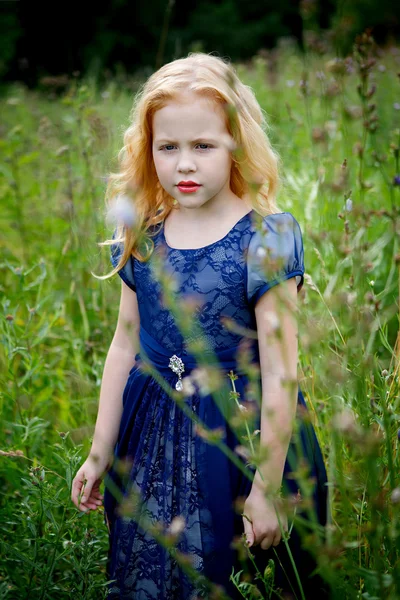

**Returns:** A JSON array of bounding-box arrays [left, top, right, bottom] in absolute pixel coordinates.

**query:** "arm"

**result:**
[[90, 278, 140, 465], [242, 277, 300, 549], [71, 278, 140, 512], [252, 276, 300, 496]]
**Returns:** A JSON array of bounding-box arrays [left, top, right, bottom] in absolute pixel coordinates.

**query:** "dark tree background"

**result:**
[[0, 0, 398, 88]]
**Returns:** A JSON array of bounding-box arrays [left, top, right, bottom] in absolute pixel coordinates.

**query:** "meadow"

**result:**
[[1, 30, 400, 599]]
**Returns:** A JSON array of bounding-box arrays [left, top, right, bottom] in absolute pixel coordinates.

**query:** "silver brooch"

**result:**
[[169, 355, 185, 391]]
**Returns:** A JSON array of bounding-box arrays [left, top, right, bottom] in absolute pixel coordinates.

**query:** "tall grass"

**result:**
[[1, 30, 400, 598]]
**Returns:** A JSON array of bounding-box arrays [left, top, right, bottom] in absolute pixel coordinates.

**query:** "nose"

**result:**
[[177, 149, 196, 173]]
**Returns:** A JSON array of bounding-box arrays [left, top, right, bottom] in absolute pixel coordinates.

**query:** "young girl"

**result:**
[[71, 52, 329, 599]]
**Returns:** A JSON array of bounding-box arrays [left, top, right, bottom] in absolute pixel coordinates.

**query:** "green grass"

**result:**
[[1, 31, 400, 599]]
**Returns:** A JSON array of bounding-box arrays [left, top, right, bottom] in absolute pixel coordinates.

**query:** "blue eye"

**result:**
[[159, 143, 213, 152]]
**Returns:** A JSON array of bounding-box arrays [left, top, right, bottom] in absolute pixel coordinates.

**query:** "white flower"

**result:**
[[167, 515, 186, 536], [181, 376, 196, 397], [332, 407, 357, 433], [220, 133, 237, 152], [238, 403, 248, 412], [391, 488, 400, 504], [345, 198, 353, 212], [191, 368, 211, 396], [106, 194, 137, 227], [234, 445, 251, 460], [255, 246, 267, 259], [264, 311, 280, 332]]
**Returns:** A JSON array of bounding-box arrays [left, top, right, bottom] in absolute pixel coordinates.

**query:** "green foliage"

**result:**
[[1, 31, 400, 598]]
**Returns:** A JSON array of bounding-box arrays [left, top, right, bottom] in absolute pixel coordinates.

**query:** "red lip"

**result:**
[[177, 181, 200, 186]]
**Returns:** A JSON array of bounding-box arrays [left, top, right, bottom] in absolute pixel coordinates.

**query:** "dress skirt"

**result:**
[[103, 325, 330, 600]]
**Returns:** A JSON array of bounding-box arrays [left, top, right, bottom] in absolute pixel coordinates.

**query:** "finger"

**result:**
[[79, 501, 98, 512], [85, 502, 101, 510], [242, 513, 254, 547], [92, 491, 104, 500], [71, 476, 83, 505], [72, 484, 84, 508], [272, 531, 282, 547], [80, 479, 94, 505], [260, 535, 273, 551]]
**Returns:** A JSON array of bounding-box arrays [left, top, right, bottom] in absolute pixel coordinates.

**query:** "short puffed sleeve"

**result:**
[[110, 229, 136, 292], [247, 212, 305, 306]]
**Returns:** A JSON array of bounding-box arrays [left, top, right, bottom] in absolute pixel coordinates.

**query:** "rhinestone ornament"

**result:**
[[169, 355, 185, 391]]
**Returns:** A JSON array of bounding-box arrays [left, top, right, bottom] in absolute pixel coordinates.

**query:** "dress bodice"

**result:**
[[110, 210, 305, 354]]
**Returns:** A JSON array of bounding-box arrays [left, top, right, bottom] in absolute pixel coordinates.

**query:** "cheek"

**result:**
[[210, 152, 231, 178], [153, 154, 171, 180]]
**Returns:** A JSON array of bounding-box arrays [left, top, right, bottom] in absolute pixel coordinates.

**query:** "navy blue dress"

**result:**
[[103, 210, 329, 600]]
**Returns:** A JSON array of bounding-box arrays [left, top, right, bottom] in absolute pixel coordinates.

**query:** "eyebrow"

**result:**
[[154, 137, 217, 144]]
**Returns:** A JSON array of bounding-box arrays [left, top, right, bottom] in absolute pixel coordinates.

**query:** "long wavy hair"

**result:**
[[100, 52, 283, 281]]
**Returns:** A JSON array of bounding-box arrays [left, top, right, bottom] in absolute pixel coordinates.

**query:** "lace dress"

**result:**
[[103, 210, 329, 600]]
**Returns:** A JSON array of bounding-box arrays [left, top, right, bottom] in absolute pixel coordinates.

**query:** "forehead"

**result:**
[[152, 93, 227, 139]]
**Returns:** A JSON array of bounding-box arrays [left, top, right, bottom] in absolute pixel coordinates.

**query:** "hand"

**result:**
[[242, 486, 288, 551], [71, 452, 110, 513]]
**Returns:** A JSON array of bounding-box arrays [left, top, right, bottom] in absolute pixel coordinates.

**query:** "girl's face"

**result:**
[[152, 92, 235, 212]]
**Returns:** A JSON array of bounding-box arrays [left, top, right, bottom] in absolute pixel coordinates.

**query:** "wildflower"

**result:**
[[391, 488, 400, 505], [167, 515, 186, 537], [106, 194, 137, 227], [114, 456, 134, 476], [55, 145, 69, 157], [220, 133, 237, 152], [116, 487, 142, 518], [325, 58, 346, 75], [393, 175, 400, 187], [255, 245, 267, 259], [0, 449, 24, 457], [234, 445, 251, 461], [332, 407, 358, 434], [345, 198, 353, 212], [182, 376, 196, 397], [394, 103, 400, 111], [191, 366, 223, 396], [346, 291, 357, 305], [397, 429, 400, 441], [264, 310, 280, 332], [194, 424, 224, 443], [312, 127, 328, 143]]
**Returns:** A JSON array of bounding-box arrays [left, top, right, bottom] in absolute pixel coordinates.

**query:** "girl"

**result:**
[[71, 52, 329, 599]]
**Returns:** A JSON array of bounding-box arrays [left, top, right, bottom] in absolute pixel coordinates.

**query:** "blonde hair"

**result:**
[[101, 52, 282, 279]]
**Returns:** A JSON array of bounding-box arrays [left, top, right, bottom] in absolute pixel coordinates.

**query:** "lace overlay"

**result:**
[[110, 211, 305, 353], [103, 210, 325, 600], [106, 378, 214, 599]]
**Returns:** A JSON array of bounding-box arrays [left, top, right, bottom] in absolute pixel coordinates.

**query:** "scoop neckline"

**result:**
[[161, 209, 254, 252]]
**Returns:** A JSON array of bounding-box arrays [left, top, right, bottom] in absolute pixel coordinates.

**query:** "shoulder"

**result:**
[[248, 211, 303, 255], [245, 211, 305, 304], [255, 211, 301, 233]]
